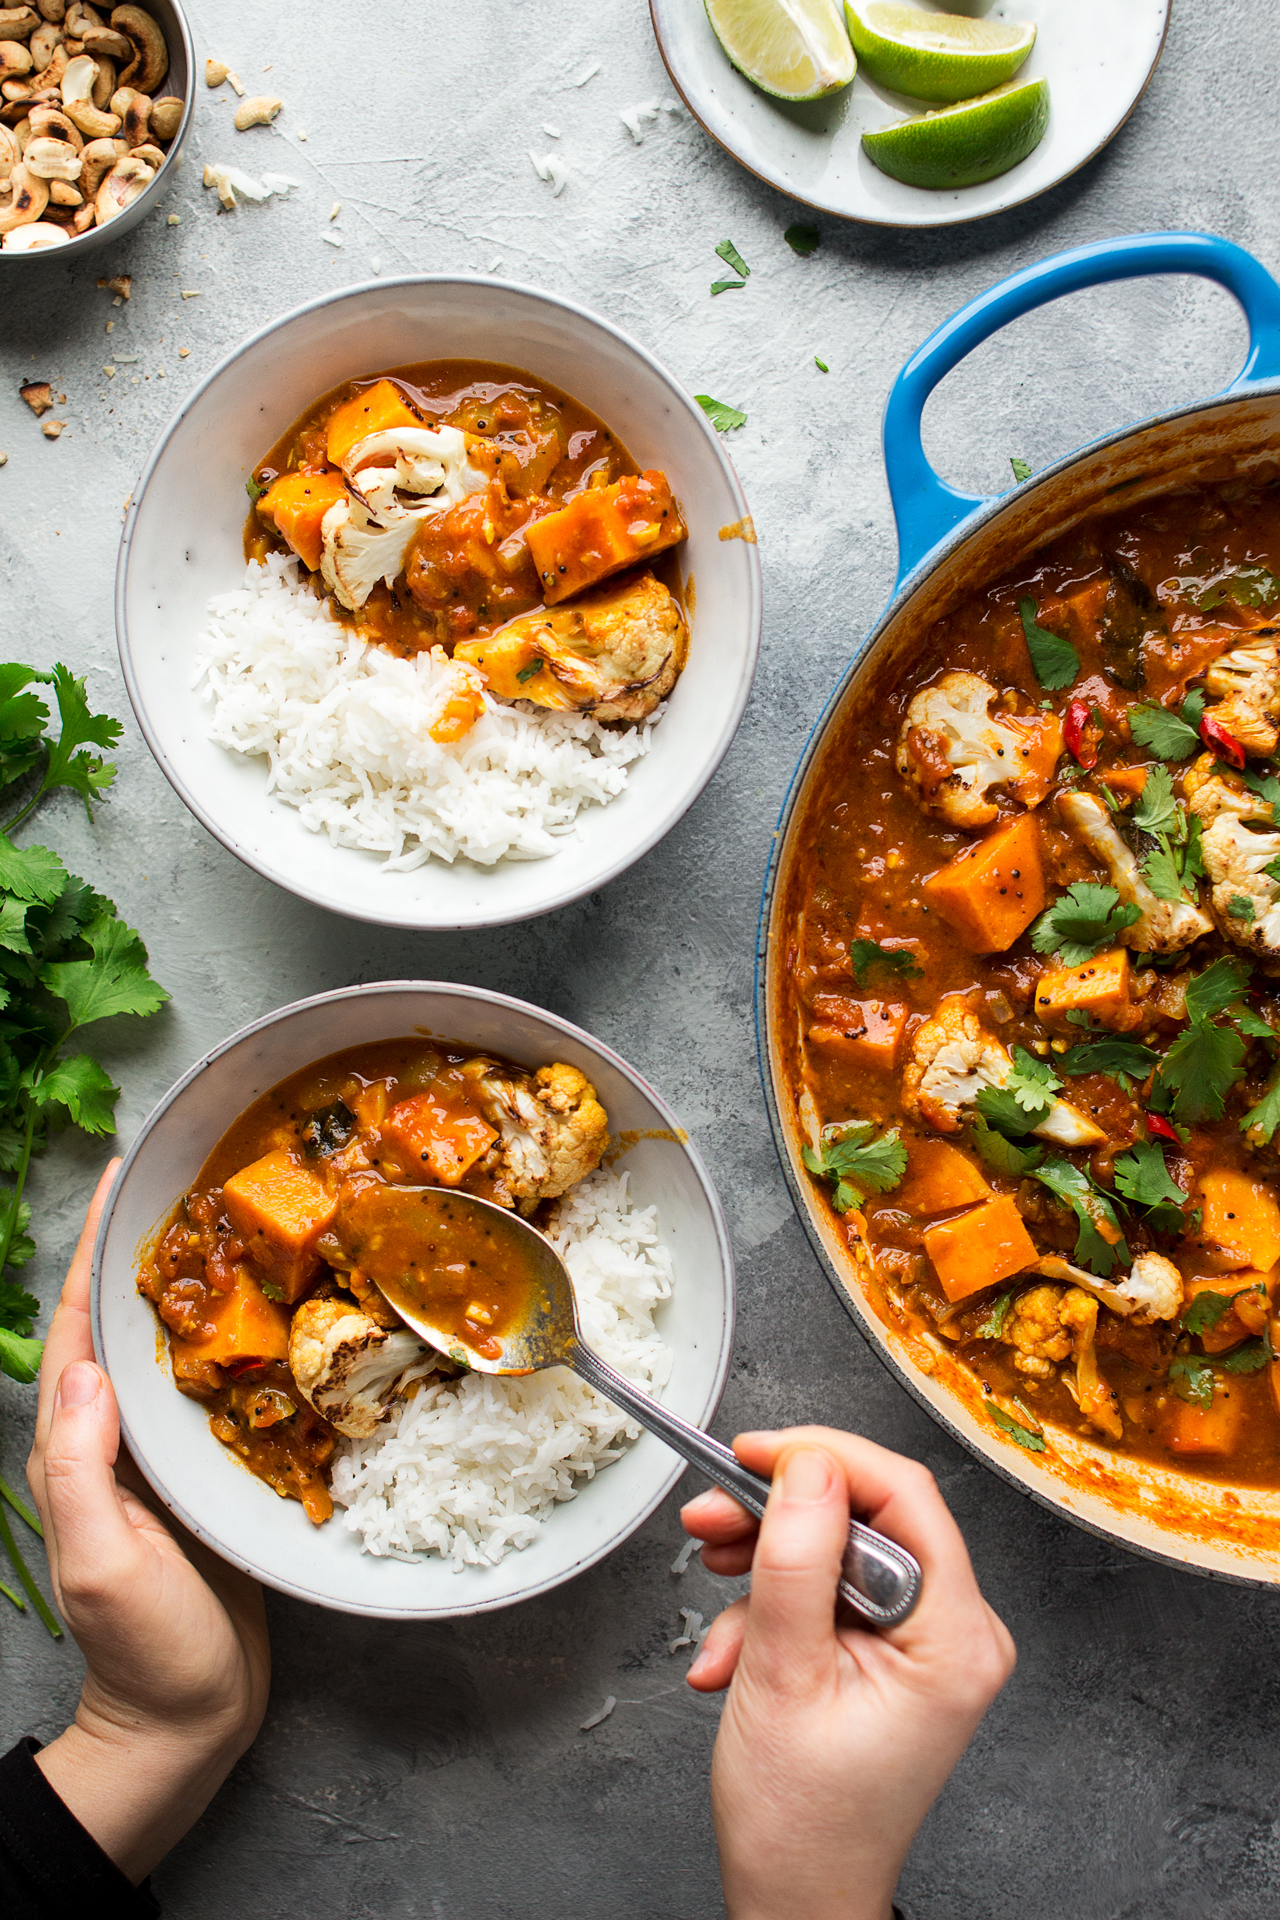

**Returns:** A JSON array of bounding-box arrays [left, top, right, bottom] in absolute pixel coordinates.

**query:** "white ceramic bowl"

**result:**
[[0, 0, 193, 269], [92, 982, 735, 1618], [116, 277, 762, 929]]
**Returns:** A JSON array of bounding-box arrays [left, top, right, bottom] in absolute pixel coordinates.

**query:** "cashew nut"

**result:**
[[0, 156, 46, 227], [62, 92, 115, 134], [78, 20, 126, 58], [57, 47, 92, 98], [47, 172, 76, 199], [109, 4, 164, 92], [28, 17, 58, 64], [204, 55, 226, 86], [233, 93, 280, 132], [23, 129, 77, 175], [126, 134, 157, 165], [69, 196, 89, 228], [37, 0, 66, 20], [119, 81, 147, 144], [92, 144, 147, 219], [3, 215, 65, 245], [0, 39, 31, 79], [63, 2, 100, 34], [1, 78, 30, 101], [0, 9, 39, 39], [30, 102, 81, 146], [146, 87, 177, 137], [75, 127, 116, 189], [0, 119, 13, 173], [10, 111, 27, 146]]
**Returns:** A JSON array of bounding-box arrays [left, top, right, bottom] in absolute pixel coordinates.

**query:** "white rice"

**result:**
[[329, 1170, 674, 1567], [195, 554, 657, 869]]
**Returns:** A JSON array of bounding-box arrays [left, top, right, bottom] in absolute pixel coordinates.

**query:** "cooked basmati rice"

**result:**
[[329, 1169, 674, 1567], [195, 555, 657, 870]]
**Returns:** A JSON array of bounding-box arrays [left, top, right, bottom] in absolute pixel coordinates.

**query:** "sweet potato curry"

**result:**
[[138, 1038, 610, 1522], [779, 473, 1280, 1485], [245, 360, 689, 737]]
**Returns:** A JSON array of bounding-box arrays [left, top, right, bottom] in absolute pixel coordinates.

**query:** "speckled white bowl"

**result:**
[[116, 276, 762, 929], [92, 982, 735, 1618]]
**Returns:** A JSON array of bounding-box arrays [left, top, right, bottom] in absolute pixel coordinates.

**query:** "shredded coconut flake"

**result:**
[[620, 99, 661, 142], [529, 148, 551, 181], [573, 60, 600, 86], [580, 1695, 617, 1730]]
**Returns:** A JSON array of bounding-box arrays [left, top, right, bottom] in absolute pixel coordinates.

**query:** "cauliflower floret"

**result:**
[[319, 494, 436, 612], [896, 670, 1062, 829], [901, 995, 1105, 1146], [1203, 636, 1280, 756], [341, 424, 489, 518], [1032, 1251, 1181, 1321], [1058, 1286, 1123, 1441], [1056, 790, 1212, 953], [1181, 763, 1280, 960], [466, 1060, 609, 1214], [1004, 1282, 1072, 1377], [288, 1297, 428, 1438]]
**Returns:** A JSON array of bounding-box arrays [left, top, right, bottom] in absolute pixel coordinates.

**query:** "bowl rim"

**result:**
[[114, 272, 763, 932], [754, 379, 1280, 1588], [0, 0, 195, 266], [91, 978, 738, 1616]]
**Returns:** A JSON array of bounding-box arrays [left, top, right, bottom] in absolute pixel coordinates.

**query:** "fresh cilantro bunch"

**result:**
[[0, 666, 167, 1632], [1127, 765, 1204, 903], [802, 1121, 907, 1214]]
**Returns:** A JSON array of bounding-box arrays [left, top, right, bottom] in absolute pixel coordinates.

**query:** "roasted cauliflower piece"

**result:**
[[340, 424, 488, 519], [455, 571, 687, 724], [1058, 1286, 1123, 1441], [1033, 1250, 1181, 1321], [1056, 790, 1212, 954], [1004, 1283, 1072, 1377], [288, 1297, 429, 1439], [1183, 761, 1280, 960], [896, 671, 1062, 830], [999, 1282, 1123, 1439], [901, 995, 1106, 1146], [466, 1060, 609, 1213], [1202, 634, 1280, 756]]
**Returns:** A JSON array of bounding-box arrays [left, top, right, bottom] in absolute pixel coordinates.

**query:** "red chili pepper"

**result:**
[[1144, 1112, 1180, 1144], [1200, 712, 1246, 769], [1063, 698, 1098, 770], [224, 1356, 267, 1381]]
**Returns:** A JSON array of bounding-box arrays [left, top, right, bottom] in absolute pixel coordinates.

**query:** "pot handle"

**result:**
[[883, 230, 1280, 588]]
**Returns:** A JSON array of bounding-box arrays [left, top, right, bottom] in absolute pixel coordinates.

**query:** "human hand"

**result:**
[[680, 1428, 1015, 1920], [25, 1162, 270, 1885]]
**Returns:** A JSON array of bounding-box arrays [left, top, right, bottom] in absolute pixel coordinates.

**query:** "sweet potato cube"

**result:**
[[383, 1092, 498, 1187], [177, 1265, 291, 1367], [923, 1193, 1038, 1304], [222, 1149, 338, 1302], [896, 1139, 992, 1217], [1182, 1274, 1264, 1354], [807, 995, 908, 1071], [1034, 948, 1132, 1029], [525, 470, 687, 604], [1165, 1384, 1246, 1458], [259, 469, 347, 571], [922, 814, 1045, 953], [1104, 766, 1149, 800], [325, 378, 423, 467], [1195, 1169, 1280, 1273]]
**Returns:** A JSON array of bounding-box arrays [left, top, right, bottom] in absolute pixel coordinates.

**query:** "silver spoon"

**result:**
[[335, 1184, 921, 1630]]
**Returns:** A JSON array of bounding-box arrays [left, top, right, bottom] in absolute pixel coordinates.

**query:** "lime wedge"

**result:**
[[862, 76, 1049, 189], [705, 0, 857, 102], [844, 2, 1035, 102]]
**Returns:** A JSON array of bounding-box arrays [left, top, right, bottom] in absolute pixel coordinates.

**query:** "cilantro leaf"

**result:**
[[849, 939, 920, 986], [977, 1292, 1014, 1338], [0, 1192, 34, 1270], [1128, 702, 1201, 761], [695, 394, 746, 433], [1131, 763, 1179, 836], [784, 224, 820, 254], [1186, 956, 1253, 1024], [1018, 598, 1079, 691], [1228, 894, 1256, 925], [1196, 565, 1280, 613], [802, 1124, 907, 1211], [38, 665, 122, 820], [1009, 457, 1031, 483], [1030, 882, 1141, 966], [1183, 1289, 1240, 1335], [1243, 765, 1280, 822], [714, 238, 750, 278], [1169, 1355, 1214, 1407], [710, 279, 745, 296], [245, 475, 267, 503], [971, 1122, 1044, 1177], [29, 1054, 119, 1134], [814, 356, 829, 373], [1033, 1155, 1128, 1276], [0, 1275, 38, 1334], [1230, 1001, 1275, 1041], [1112, 1140, 1187, 1230], [0, 1325, 41, 1384], [975, 1048, 1060, 1136], [1182, 812, 1206, 885], [41, 911, 168, 1034], [1057, 1036, 1158, 1081], [1220, 1335, 1273, 1374], [986, 1401, 1046, 1451], [0, 666, 52, 791], [1154, 1020, 1246, 1124], [1141, 843, 1186, 903], [0, 837, 66, 904], [1241, 1073, 1280, 1143]]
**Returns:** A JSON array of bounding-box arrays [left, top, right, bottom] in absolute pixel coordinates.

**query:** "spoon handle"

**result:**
[[568, 1343, 921, 1629]]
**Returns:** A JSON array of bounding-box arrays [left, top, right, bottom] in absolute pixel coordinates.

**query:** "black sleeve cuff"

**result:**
[[0, 1739, 160, 1918]]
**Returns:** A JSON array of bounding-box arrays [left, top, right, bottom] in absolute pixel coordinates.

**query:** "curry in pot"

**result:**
[[779, 472, 1280, 1484]]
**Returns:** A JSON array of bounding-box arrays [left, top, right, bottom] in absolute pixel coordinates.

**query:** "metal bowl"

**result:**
[[0, 0, 193, 267], [757, 232, 1280, 1586], [92, 981, 735, 1618]]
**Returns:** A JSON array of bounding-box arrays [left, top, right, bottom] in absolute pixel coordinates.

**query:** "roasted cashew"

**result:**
[[93, 144, 147, 219], [30, 101, 81, 145], [62, 92, 115, 133], [0, 156, 46, 227], [232, 92, 280, 131], [0, 38, 31, 77], [78, 20, 125, 58], [28, 17, 58, 63], [64, 2, 101, 34], [110, 4, 164, 91], [126, 133, 158, 165], [146, 87, 177, 137], [1, 78, 31, 101], [37, 0, 66, 20], [47, 172, 77, 199], [57, 47, 91, 98], [3, 215, 66, 245], [0, 119, 13, 172], [204, 56, 226, 86], [76, 127, 117, 189], [23, 129, 77, 174], [119, 81, 147, 144], [0, 9, 38, 38]]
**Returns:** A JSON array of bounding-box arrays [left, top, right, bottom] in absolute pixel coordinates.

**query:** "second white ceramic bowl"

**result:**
[[116, 277, 762, 929], [92, 981, 735, 1617]]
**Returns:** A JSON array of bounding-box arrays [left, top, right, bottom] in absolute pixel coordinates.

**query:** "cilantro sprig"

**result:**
[[849, 939, 921, 987], [1111, 1140, 1188, 1234], [986, 1400, 1047, 1452], [1032, 1155, 1128, 1277], [1030, 881, 1140, 967], [695, 394, 746, 432], [975, 1046, 1060, 1138], [1127, 692, 1206, 762], [1056, 1036, 1158, 1085], [1018, 598, 1079, 691], [802, 1121, 907, 1214], [1150, 957, 1255, 1125]]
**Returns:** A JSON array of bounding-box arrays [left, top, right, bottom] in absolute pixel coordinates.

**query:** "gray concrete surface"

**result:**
[[2, 1, 1279, 1913]]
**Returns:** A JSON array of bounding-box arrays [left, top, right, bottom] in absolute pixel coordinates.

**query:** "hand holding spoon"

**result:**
[[333, 1183, 922, 1629]]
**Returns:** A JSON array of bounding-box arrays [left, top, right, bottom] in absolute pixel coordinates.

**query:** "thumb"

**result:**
[[738, 1444, 847, 1687], [40, 1361, 137, 1622]]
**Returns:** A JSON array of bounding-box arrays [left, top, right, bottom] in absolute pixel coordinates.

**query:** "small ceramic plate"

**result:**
[[651, 0, 1169, 228], [93, 982, 735, 1618]]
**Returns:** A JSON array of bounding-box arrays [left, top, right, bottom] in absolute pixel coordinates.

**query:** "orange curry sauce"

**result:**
[[780, 475, 1280, 1487]]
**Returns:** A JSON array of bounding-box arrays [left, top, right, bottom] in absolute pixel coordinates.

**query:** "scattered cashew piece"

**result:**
[[3, 214, 62, 244], [232, 92, 279, 131], [19, 378, 52, 412], [204, 54, 226, 86], [41, 416, 64, 435]]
